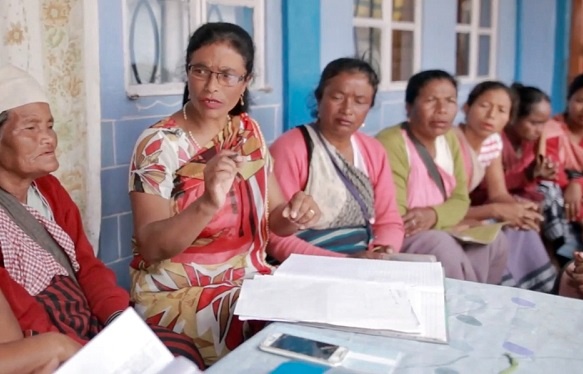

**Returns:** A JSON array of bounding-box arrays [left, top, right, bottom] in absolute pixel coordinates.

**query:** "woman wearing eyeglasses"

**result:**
[[127, 23, 321, 366]]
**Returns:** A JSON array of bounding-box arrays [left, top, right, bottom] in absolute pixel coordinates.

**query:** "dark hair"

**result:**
[[182, 84, 189, 106], [466, 81, 514, 106], [0, 111, 8, 127], [568, 73, 583, 101], [510, 83, 550, 119], [183, 22, 254, 115], [312, 57, 380, 117], [405, 70, 457, 105], [466, 81, 516, 121]]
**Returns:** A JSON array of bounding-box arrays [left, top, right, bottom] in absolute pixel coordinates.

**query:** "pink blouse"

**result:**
[[268, 127, 404, 262]]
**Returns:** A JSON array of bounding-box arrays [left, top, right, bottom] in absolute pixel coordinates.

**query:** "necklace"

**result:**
[[182, 103, 203, 150], [182, 102, 233, 151]]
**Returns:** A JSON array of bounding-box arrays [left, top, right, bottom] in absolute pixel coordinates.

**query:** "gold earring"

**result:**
[[240, 95, 245, 106]]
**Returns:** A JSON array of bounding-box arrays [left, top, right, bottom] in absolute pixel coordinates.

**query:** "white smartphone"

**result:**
[[259, 332, 349, 367]]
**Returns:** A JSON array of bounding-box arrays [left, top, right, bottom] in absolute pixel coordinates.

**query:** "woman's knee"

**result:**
[[403, 231, 473, 280], [490, 232, 509, 263], [403, 230, 462, 257]]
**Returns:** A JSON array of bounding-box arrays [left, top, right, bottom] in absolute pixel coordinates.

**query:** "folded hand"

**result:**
[[402, 208, 437, 237]]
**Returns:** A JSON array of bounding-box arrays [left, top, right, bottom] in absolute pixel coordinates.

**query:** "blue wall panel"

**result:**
[[282, 0, 321, 129]]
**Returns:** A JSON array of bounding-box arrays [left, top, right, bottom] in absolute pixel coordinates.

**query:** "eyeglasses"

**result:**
[[187, 65, 246, 87]]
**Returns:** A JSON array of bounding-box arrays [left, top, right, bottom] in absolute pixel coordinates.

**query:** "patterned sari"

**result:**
[[498, 121, 583, 261], [538, 117, 583, 260], [295, 124, 375, 254], [129, 113, 272, 365]]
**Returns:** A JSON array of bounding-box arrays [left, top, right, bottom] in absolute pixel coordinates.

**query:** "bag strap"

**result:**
[[401, 122, 447, 200], [298, 125, 314, 166], [312, 128, 372, 224], [0, 188, 79, 284], [455, 128, 475, 189]]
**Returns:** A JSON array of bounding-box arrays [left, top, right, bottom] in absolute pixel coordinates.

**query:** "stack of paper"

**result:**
[[235, 254, 447, 343]]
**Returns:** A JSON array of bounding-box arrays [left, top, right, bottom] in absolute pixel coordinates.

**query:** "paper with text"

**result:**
[[56, 308, 177, 374]]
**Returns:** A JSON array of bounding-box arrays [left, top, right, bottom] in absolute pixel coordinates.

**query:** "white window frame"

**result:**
[[123, 0, 266, 98], [455, 0, 499, 83], [353, 0, 422, 91]]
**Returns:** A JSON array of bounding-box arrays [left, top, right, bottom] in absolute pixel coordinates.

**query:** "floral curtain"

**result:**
[[0, 0, 101, 252]]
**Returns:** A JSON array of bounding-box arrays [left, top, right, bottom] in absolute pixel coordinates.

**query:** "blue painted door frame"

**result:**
[[552, 0, 571, 114], [282, 0, 321, 131]]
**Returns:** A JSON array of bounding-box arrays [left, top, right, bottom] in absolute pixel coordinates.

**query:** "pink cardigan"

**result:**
[[268, 127, 404, 262]]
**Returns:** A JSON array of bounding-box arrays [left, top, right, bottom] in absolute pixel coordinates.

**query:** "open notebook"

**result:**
[[446, 222, 507, 245], [235, 254, 447, 343]]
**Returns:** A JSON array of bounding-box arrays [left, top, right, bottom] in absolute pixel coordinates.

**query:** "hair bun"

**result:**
[[510, 82, 525, 91]]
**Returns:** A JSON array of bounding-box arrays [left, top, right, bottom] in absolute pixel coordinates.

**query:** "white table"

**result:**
[[208, 279, 583, 373]]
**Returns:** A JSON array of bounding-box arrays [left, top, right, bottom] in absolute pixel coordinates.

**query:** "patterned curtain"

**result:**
[[0, 0, 101, 253]]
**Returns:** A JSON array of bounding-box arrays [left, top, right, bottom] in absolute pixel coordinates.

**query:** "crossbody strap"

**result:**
[[311, 127, 372, 224], [0, 188, 78, 284], [401, 122, 447, 200], [298, 125, 314, 166]]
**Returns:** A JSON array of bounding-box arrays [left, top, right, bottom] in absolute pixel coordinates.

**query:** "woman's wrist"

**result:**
[[426, 207, 438, 228], [194, 192, 221, 216], [269, 204, 300, 236], [491, 203, 504, 221], [40, 333, 69, 362]]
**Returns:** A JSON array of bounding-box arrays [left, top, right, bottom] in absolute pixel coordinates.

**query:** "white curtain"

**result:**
[[0, 0, 101, 253]]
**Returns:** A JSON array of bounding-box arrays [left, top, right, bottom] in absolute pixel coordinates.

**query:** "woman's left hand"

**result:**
[[403, 207, 437, 236], [282, 191, 321, 229], [564, 181, 582, 221]]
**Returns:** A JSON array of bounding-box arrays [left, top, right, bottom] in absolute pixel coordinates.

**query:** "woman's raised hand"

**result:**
[[201, 150, 243, 210], [532, 156, 558, 180]]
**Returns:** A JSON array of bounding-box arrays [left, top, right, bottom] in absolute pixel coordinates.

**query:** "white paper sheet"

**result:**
[[56, 308, 175, 374], [158, 357, 203, 374], [235, 275, 420, 332], [276, 254, 444, 290], [408, 289, 447, 342], [310, 289, 448, 344]]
